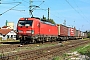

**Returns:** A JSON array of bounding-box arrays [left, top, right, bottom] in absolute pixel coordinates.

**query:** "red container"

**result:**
[[57, 24, 68, 36], [68, 27, 75, 36], [78, 30, 81, 37]]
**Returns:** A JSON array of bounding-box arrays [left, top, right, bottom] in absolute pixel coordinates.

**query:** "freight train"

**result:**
[[16, 17, 87, 44]]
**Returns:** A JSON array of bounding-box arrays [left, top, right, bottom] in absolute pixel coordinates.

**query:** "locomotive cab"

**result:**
[[17, 19, 34, 35], [17, 17, 40, 44]]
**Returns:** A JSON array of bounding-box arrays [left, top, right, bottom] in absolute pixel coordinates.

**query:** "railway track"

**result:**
[[0, 40, 84, 53], [0, 41, 59, 54], [0, 40, 90, 60]]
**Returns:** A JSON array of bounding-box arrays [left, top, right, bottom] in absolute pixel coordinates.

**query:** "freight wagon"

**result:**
[[67, 27, 76, 40], [82, 32, 87, 38], [75, 30, 79, 39], [84, 33, 87, 38], [57, 24, 68, 40]]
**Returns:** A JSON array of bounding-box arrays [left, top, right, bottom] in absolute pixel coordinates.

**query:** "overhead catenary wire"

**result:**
[[32, 1, 45, 10], [0, 2, 21, 4], [73, 0, 89, 23], [29, 0, 45, 16], [21, 0, 45, 10], [73, 0, 90, 30], [20, 0, 63, 20], [11, 9, 25, 12], [22, 0, 45, 4], [12, 0, 45, 16], [65, 0, 85, 19], [0, 2, 21, 16], [41, 1, 68, 23], [65, 0, 90, 31], [22, 0, 29, 3]]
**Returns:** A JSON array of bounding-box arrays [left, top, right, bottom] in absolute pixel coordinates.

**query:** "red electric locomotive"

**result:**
[[17, 17, 58, 44]]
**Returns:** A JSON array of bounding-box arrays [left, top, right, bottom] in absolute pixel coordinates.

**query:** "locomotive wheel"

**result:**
[[32, 39, 36, 44], [41, 37, 45, 44], [20, 38, 24, 45], [41, 40, 44, 44]]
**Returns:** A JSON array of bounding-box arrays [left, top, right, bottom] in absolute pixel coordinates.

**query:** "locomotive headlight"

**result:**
[[26, 30, 34, 34], [18, 30, 23, 33], [31, 30, 34, 34], [26, 30, 31, 33]]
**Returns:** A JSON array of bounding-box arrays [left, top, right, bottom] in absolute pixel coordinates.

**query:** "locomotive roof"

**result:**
[[40, 20, 56, 26], [19, 17, 40, 20], [19, 17, 56, 26]]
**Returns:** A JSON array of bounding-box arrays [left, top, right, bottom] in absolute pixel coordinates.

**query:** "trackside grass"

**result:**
[[75, 44, 90, 57], [52, 43, 90, 60], [69, 43, 90, 56], [52, 56, 60, 60], [0, 39, 20, 42], [79, 38, 89, 40]]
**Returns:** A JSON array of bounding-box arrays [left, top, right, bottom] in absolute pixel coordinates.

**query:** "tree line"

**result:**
[[41, 15, 56, 24]]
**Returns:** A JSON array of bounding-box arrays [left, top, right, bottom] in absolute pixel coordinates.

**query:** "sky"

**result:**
[[0, 0, 90, 32]]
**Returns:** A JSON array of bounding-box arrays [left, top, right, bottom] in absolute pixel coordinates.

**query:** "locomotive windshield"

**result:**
[[18, 20, 33, 26]]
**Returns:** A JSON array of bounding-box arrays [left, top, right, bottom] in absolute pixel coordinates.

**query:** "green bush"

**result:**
[[52, 56, 60, 60]]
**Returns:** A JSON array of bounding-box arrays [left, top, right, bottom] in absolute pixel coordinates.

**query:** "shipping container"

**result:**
[[57, 24, 68, 36], [79, 31, 84, 39], [75, 30, 78, 37], [82, 32, 85, 37], [68, 27, 75, 36], [74, 27, 76, 36], [84, 33, 87, 38], [79, 31, 81, 37], [81, 31, 83, 37], [78, 30, 80, 37]]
